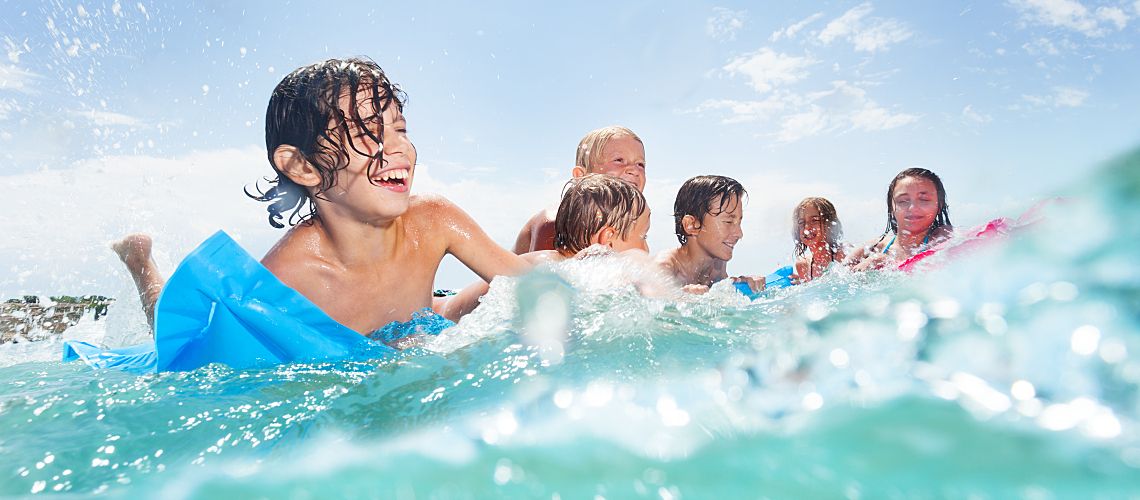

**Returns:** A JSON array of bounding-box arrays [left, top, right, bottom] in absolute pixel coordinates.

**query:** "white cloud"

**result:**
[[819, 3, 873, 44], [851, 18, 913, 52], [1022, 37, 1061, 54], [1053, 86, 1090, 106], [824, 81, 919, 132], [690, 95, 789, 123], [0, 63, 37, 92], [778, 107, 830, 142], [72, 110, 144, 127], [1009, 0, 1129, 36], [819, 3, 912, 52], [850, 102, 920, 131], [1022, 86, 1090, 107], [707, 7, 746, 41], [1096, 6, 1129, 29], [775, 82, 919, 142], [723, 48, 816, 93], [962, 105, 993, 124], [770, 12, 823, 42], [693, 76, 918, 142]]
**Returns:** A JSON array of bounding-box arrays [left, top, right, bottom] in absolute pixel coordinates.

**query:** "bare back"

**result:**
[[512, 207, 558, 254]]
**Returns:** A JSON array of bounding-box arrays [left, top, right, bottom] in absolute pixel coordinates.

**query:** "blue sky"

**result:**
[[2, 0, 1138, 295]]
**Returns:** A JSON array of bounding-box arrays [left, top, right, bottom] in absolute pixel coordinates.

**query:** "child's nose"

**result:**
[[385, 132, 414, 154]]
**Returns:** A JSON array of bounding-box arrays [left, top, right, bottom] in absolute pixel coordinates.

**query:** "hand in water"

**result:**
[[682, 283, 710, 295], [853, 252, 891, 272], [732, 275, 766, 294]]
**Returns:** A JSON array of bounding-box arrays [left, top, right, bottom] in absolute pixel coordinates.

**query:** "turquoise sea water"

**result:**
[[2, 151, 1139, 498]]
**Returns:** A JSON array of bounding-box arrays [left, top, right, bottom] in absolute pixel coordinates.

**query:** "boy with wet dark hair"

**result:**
[[654, 175, 764, 294], [77, 57, 531, 371]]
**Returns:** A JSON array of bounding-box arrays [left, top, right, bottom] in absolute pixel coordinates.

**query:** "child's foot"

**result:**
[[112, 233, 154, 267]]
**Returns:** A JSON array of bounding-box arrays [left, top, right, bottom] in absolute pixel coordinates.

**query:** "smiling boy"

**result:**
[[654, 175, 764, 294], [80, 58, 531, 371]]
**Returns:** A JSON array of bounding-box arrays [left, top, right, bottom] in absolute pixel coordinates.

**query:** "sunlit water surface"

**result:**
[[1, 151, 1139, 498]]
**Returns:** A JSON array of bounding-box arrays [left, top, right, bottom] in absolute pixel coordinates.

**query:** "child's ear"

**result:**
[[571, 165, 588, 178], [273, 145, 321, 187], [682, 215, 701, 236], [595, 226, 618, 246]]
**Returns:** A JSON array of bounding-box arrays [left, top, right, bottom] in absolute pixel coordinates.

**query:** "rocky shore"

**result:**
[[0, 296, 114, 344]]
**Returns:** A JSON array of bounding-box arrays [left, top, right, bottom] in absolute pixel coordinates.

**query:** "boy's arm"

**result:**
[[425, 196, 532, 282]]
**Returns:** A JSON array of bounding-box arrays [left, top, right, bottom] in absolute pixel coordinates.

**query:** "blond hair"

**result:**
[[554, 174, 648, 256], [575, 126, 643, 172]]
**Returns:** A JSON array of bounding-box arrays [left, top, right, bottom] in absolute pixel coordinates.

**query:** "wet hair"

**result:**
[[883, 167, 952, 235], [553, 174, 648, 256], [672, 175, 747, 245], [248, 57, 408, 228], [793, 197, 843, 257], [575, 126, 643, 172]]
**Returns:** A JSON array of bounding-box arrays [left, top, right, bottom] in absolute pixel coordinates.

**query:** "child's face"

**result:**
[[891, 176, 939, 236], [610, 209, 651, 253], [691, 194, 743, 261], [324, 91, 417, 220], [590, 136, 646, 192], [797, 204, 826, 244]]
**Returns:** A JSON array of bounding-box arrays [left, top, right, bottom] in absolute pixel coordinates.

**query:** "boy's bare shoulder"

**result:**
[[260, 225, 333, 288], [653, 248, 681, 271], [523, 249, 565, 265], [407, 192, 457, 212], [404, 194, 465, 227]]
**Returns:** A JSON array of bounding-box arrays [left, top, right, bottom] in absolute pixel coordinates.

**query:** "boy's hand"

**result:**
[[682, 283, 710, 295], [733, 275, 766, 294]]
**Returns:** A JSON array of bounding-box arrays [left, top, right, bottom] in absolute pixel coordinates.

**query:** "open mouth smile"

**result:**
[[372, 167, 411, 192]]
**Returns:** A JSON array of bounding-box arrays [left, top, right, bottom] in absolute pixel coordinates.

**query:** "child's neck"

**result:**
[[675, 245, 728, 286], [310, 213, 402, 267]]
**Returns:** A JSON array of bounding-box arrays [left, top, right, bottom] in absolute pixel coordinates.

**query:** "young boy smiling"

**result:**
[[654, 175, 764, 294], [92, 58, 531, 370]]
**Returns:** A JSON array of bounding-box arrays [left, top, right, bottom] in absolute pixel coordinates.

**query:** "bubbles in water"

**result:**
[[1070, 325, 1101, 356]]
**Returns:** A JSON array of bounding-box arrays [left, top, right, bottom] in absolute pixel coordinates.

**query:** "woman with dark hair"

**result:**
[[846, 168, 954, 272]]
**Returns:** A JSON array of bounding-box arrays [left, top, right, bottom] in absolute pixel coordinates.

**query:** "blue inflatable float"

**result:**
[[63, 231, 452, 373], [733, 265, 794, 300]]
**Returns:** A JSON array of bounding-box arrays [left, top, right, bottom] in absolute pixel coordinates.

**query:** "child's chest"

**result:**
[[311, 248, 444, 334]]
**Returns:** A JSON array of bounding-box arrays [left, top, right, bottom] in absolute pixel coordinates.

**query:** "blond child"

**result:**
[[438, 173, 651, 320], [512, 126, 646, 253]]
